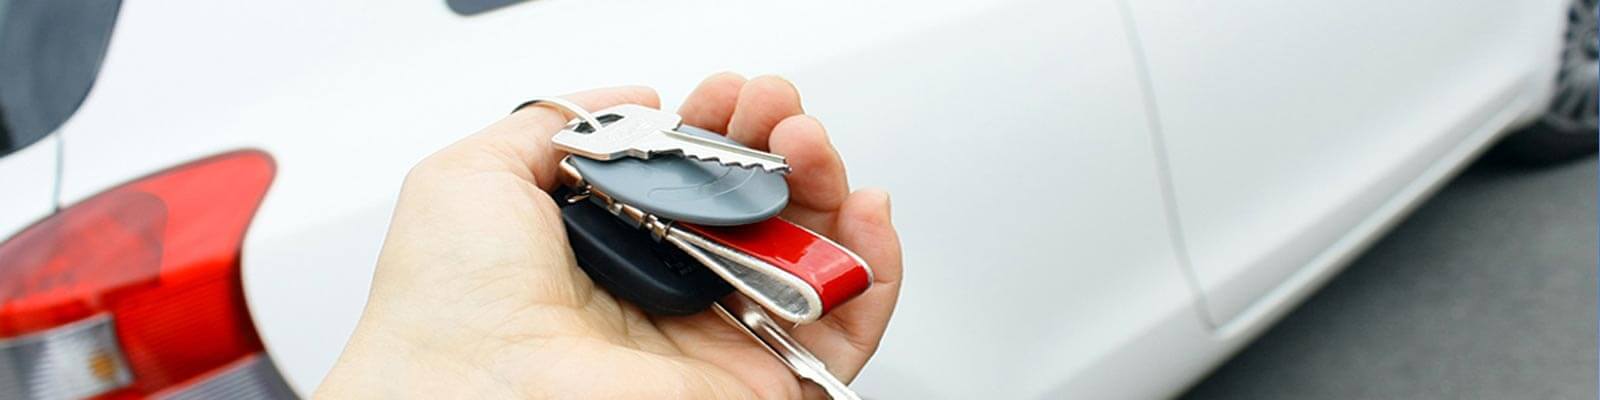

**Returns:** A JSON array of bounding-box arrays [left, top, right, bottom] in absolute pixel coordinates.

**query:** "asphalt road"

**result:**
[[1182, 153, 1598, 399]]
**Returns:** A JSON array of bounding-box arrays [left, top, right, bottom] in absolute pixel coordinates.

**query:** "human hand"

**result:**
[[315, 73, 903, 399]]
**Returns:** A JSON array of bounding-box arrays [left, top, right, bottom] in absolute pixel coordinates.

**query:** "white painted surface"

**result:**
[[19, 0, 1567, 398], [0, 136, 56, 239], [791, 2, 1196, 398], [59, 0, 1194, 397], [1049, 86, 1544, 400], [1123, 0, 1568, 326]]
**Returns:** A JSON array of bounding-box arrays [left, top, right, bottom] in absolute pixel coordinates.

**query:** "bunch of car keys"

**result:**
[[525, 98, 872, 400]]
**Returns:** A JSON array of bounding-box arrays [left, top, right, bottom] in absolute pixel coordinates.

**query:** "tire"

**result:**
[[1499, 0, 1599, 165]]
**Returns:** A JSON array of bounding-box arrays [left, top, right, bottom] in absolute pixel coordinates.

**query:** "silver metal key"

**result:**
[[552, 104, 791, 173], [714, 293, 862, 400]]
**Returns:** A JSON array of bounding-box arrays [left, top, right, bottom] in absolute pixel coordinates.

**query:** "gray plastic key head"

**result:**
[[570, 125, 789, 226]]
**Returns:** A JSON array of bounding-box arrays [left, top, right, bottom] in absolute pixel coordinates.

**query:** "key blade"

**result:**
[[715, 295, 862, 400], [666, 230, 823, 323], [657, 130, 792, 174]]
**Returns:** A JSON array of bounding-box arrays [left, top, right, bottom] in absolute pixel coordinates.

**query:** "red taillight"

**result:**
[[0, 150, 277, 398]]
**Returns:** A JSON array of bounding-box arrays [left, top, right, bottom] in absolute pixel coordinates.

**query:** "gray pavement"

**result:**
[[1182, 154, 1598, 399]]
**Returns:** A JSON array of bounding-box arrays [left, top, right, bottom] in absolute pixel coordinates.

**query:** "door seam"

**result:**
[[1115, 0, 1219, 328]]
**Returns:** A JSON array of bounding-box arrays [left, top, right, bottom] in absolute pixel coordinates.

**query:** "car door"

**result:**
[[56, 0, 1198, 397], [1123, 0, 1568, 327]]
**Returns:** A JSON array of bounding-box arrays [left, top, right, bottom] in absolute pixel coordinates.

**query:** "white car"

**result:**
[[0, 0, 1593, 398]]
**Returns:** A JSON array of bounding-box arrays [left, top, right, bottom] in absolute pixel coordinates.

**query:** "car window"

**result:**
[[0, 0, 120, 158], [446, 0, 526, 16]]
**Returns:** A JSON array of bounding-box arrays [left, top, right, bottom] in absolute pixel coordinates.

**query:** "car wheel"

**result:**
[[1499, 0, 1599, 165]]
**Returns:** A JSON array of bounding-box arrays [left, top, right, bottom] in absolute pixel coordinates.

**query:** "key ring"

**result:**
[[514, 97, 604, 132]]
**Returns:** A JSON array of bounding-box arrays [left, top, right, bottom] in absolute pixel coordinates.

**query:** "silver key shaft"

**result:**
[[649, 129, 790, 173], [714, 293, 861, 400], [552, 104, 791, 173]]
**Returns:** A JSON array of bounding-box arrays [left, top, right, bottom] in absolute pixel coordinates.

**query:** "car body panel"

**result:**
[[57, 0, 1194, 397], [31, 0, 1571, 398], [790, 2, 1196, 398], [0, 136, 56, 238], [1124, 0, 1571, 325]]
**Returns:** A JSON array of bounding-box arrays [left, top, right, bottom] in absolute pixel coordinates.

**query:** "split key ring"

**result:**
[[514, 96, 605, 132]]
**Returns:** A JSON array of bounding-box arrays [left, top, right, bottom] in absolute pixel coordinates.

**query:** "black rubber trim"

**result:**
[[0, 0, 121, 158]]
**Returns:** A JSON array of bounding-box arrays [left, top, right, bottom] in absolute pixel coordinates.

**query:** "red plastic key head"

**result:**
[[679, 218, 872, 315]]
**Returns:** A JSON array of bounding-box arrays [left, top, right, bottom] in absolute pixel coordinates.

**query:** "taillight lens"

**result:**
[[0, 150, 290, 398]]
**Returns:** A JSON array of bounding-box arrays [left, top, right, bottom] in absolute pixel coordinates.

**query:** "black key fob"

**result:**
[[556, 188, 733, 315]]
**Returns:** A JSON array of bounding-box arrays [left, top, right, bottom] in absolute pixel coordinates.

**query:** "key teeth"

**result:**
[[680, 154, 791, 174]]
